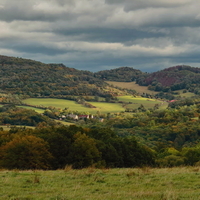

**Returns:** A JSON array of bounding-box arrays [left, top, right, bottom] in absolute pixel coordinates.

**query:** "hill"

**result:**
[[1, 55, 200, 98], [94, 66, 144, 82], [136, 65, 200, 94], [0, 55, 113, 98]]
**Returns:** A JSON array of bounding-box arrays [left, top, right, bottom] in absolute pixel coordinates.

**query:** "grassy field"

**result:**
[[174, 90, 196, 98], [22, 98, 126, 114], [22, 97, 168, 115], [106, 81, 158, 95], [118, 96, 168, 110], [18, 106, 45, 113], [1, 167, 200, 200], [90, 102, 125, 113], [0, 125, 35, 131], [55, 120, 75, 126], [22, 98, 97, 113]]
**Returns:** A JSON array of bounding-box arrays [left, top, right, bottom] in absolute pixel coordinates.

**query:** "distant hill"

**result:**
[[94, 67, 144, 82], [0, 55, 113, 98], [1, 55, 200, 98], [136, 65, 200, 94]]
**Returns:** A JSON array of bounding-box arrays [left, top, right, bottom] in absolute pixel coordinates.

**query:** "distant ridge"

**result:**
[[94, 66, 144, 82], [0, 55, 108, 97], [1, 54, 200, 95]]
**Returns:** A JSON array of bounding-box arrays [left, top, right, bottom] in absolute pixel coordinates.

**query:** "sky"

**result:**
[[1, 0, 200, 72]]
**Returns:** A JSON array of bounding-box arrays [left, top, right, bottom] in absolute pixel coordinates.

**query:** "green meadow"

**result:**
[[174, 90, 196, 98], [118, 96, 168, 110], [22, 98, 126, 114], [22, 97, 168, 114], [1, 167, 200, 200], [106, 81, 158, 95], [18, 106, 45, 113], [0, 125, 35, 131], [55, 120, 75, 126], [22, 98, 95, 113], [90, 102, 125, 113]]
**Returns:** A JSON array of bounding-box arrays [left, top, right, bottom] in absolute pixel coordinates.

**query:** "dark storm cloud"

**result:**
[[0, 0, 200, 72]]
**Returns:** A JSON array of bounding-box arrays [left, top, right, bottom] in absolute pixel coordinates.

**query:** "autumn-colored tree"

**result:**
[[0, 135, 52, 169]]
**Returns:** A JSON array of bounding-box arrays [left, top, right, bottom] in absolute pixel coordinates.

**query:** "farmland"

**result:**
[[22, 98, 96, 113], [0, 125, 35, 131], [174, 90, 195, 98], [22, 96, 167, 114], [18, 106, 45, 113], [106, 81, 158, 94], [117, 96, 168, 110], [1, 167, 200, 200], [22, 98, 126, 114], [89, 102, 125, 113]]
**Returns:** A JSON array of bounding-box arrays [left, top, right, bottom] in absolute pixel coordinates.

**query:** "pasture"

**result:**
[[1, 167, 200, 200], [117, 96, 168, 110], [174, 90, 196, 98], [22, 96, 168, 115], [18, 106, 45, 113], [55, 120, 75, 126], [22, 98, 126, 114], [106, 81, 158, 95], [22, 98, 96, 113], [89, 102, 125, 113], [0, 125, 35, 131]]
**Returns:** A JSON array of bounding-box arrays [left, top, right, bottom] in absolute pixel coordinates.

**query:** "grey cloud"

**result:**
[[0, 0, 200, 72], [55, 27, 166, 44], [105, 0, 194, 11], [0, 40, 68, 56], [0, 0, 75, 22]]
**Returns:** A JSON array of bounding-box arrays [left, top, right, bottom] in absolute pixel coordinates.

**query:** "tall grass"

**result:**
[[1, 167, 200, 200]]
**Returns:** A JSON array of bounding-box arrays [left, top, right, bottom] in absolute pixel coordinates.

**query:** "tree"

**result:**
[[0, 135, 52, 169], [182, 146, 200, 166], [68, 133, 101, 169]]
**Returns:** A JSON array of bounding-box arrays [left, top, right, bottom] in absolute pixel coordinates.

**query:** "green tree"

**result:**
[[68, 133, 101, 169], [182, 146, 200, 166]]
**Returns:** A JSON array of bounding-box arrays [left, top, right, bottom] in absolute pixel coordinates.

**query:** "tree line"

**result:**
[[1, 124, 200, 170], [0, 125, 155, 170]]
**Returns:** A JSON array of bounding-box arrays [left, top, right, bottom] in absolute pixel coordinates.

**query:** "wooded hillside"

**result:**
[[136, 65, 200, 94], [1, 55, 200, 97], [0, 55, 110, 98]]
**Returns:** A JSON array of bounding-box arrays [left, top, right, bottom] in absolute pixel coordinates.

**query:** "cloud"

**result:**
[[0, 0, 200, 72]]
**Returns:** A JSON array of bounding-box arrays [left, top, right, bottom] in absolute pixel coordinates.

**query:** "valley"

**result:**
[[1, 55, 200, 173]]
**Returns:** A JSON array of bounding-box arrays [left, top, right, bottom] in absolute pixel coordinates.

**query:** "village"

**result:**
[[59, 114, 104, 122]]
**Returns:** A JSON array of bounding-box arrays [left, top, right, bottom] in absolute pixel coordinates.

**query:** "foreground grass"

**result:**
[[1, 167, 200, 200]]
